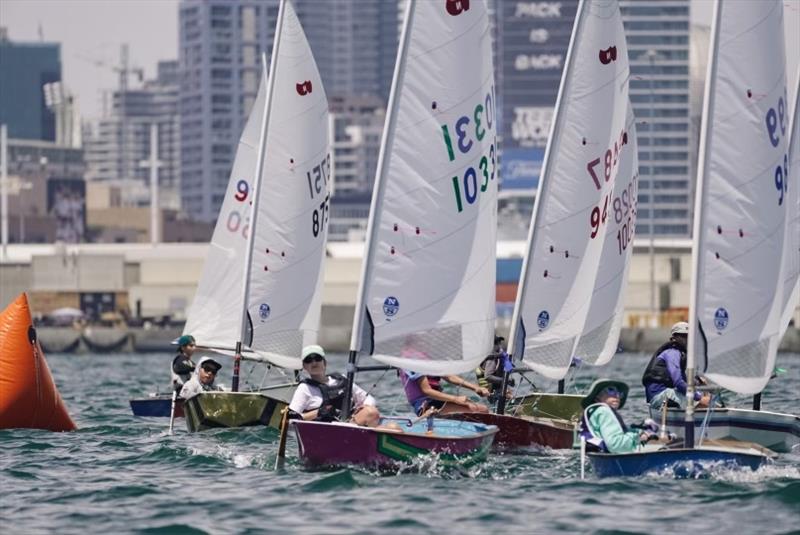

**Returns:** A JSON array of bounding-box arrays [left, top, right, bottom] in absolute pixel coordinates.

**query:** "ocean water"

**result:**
[[2, 351, 798, 534]]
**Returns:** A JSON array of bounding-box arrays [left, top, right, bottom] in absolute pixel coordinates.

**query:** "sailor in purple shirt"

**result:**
[[641, 321, 711, 410]]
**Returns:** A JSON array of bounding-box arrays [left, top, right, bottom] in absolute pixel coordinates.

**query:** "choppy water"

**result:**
[[2, 351, 799, 534]]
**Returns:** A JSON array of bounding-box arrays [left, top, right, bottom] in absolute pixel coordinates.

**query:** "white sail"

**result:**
[[352, 0, 497, 376], [574, 102, 639, 366], [690, 0, 788, 394], [513, 0, 634, 379], [779, 72, 800, 335], [184, 0, 329, 370]]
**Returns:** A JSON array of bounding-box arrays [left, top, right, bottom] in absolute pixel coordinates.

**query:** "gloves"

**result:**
[[642, 418, 659, 434]]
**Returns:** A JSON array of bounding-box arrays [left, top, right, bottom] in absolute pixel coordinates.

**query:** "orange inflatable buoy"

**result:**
[[0, 293, 77, 431]]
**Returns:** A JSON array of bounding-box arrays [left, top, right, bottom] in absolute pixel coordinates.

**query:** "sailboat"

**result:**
[[656, 63, 800, 454], [588, 0, 785, 477], [178, 0, 331, 432], [290, 0, 499, 470], [446, 0, 639, 450]]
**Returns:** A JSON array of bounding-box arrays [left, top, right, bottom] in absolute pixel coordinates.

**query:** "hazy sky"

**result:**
[[1, 0, 798, 121]]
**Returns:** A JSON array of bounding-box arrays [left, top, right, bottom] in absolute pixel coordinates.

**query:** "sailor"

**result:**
[[475, 335, 514, 403], [399, 370, 490, 416], [171, 334, 197, 392], [642, 321, 711, 410], [287, 345, 381, 426], [579, 379, 659, 454], [179, 356, 225, 399]]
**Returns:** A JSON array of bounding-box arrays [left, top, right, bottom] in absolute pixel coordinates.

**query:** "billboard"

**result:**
[[499, 1, 578, 191], [47, 178, 86, 243]]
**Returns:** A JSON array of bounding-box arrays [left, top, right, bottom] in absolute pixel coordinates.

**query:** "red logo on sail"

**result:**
[[445, 0, 470, 16], [598, 46, 617, 65], [296, 81, 313, 96]]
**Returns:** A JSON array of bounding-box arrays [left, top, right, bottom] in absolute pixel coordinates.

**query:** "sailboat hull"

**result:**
[[442, 412, 574, 450], [292, 418, 498, 471], [588, 444, 772, 478], [510, 393, 584, 421], [654, 407, 800, 453], [183, 384, 296, 432], [129, 395, 185, 418]]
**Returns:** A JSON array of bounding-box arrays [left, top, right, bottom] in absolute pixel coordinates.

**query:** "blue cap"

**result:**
[[178, 334, 195, 347]]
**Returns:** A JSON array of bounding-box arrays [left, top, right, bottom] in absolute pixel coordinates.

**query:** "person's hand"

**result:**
[[455, 395, 469, 405], [639, 431, 656, 443], [475, 386, 490, 398], [697, 392, 712, 408], [466, 401, 482, 412]]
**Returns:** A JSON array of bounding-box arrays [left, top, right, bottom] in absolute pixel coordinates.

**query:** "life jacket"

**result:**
[[641, 340, 686, 388], [302, 373, 350, 422], [475, 355, 500, 391], [579, 403, 629, 453]]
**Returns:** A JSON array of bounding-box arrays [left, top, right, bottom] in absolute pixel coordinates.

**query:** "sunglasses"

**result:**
[[603, 387, 621, 397], [303, 355, 325, 363], [201, 366, 218, 374]]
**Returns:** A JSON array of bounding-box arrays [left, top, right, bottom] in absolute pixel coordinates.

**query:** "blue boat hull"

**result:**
[[130, 396, 184, 418], [588, 447, 769, 478]]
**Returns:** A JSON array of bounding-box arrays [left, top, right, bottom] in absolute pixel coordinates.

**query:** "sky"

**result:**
[[1, 0, 798, 121]]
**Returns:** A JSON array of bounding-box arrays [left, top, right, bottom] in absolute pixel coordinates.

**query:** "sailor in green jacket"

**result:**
[[579, 379, 658, 454]]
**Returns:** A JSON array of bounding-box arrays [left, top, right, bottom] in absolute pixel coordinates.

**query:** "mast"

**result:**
[[232, 0, 286, 392], [686, 0, 722, 447], [340, 0, 416, 420], [497, 0, 587, 414]]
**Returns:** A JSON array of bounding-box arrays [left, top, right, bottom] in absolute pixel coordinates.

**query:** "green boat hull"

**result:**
[[184, 383, 296, 433], [509, 392, 584, 422]]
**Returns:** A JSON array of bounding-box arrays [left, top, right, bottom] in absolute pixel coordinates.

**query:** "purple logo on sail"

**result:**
[[259, 303, 271, 320], [537, 310, 550, 330], [713, 307, 729, 331], [383, 297, 399, 317]]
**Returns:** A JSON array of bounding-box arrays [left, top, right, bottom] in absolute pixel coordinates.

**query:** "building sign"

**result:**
[[499, 1, 577, 190]]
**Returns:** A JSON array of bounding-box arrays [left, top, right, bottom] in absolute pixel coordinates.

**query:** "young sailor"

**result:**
[[399, 370, 490, 416], [288, 345, 380, 426], [179, 356, 225, 400], [475, 335, 514, 403], [171, 334, 197, 392], [642, 322, 711, 410], [579, 379, 658, 454]]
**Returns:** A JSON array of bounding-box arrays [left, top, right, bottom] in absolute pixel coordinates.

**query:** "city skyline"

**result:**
[[2, 0, 798, 122]]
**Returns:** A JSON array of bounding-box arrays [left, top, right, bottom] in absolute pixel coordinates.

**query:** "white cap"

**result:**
[[670, 321, 689, 335]]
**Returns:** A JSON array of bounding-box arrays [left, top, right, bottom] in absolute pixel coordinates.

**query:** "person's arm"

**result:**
[[591, 406, 642, 454], [289, 384, 318, 420], [179, 380, 200, 400], [444, 375, 490, 398], [418, 376, 469, 405], [351, 382, 376, 408], [664, 351, 701, 401]]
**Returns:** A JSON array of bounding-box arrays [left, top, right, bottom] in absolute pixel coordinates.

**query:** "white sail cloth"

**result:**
[[356, 0, 497, 375], [184, 0, 329, 370], [515, 0, 634, 379], [691, 0, 789, 394]]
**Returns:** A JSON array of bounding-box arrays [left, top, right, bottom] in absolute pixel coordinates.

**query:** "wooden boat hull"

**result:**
[[183, 383, 296, 432], [509, 392, 583, 421], [442, 412, 575, 450], [654, 407, 800, 453], [129, 395, 185, 418], [0, 293, 76, 431], [588, 442, 773, 478], [292, 418, 498, 470]]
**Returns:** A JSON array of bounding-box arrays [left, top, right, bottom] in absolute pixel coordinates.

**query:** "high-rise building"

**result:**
[[179, 0, 280, 222], [621, 0, 692, 237], [0, 33, 61, 142], [178, 0, 399, 224], [295, 0, 398, 104], [83, 60, 181, 209]]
